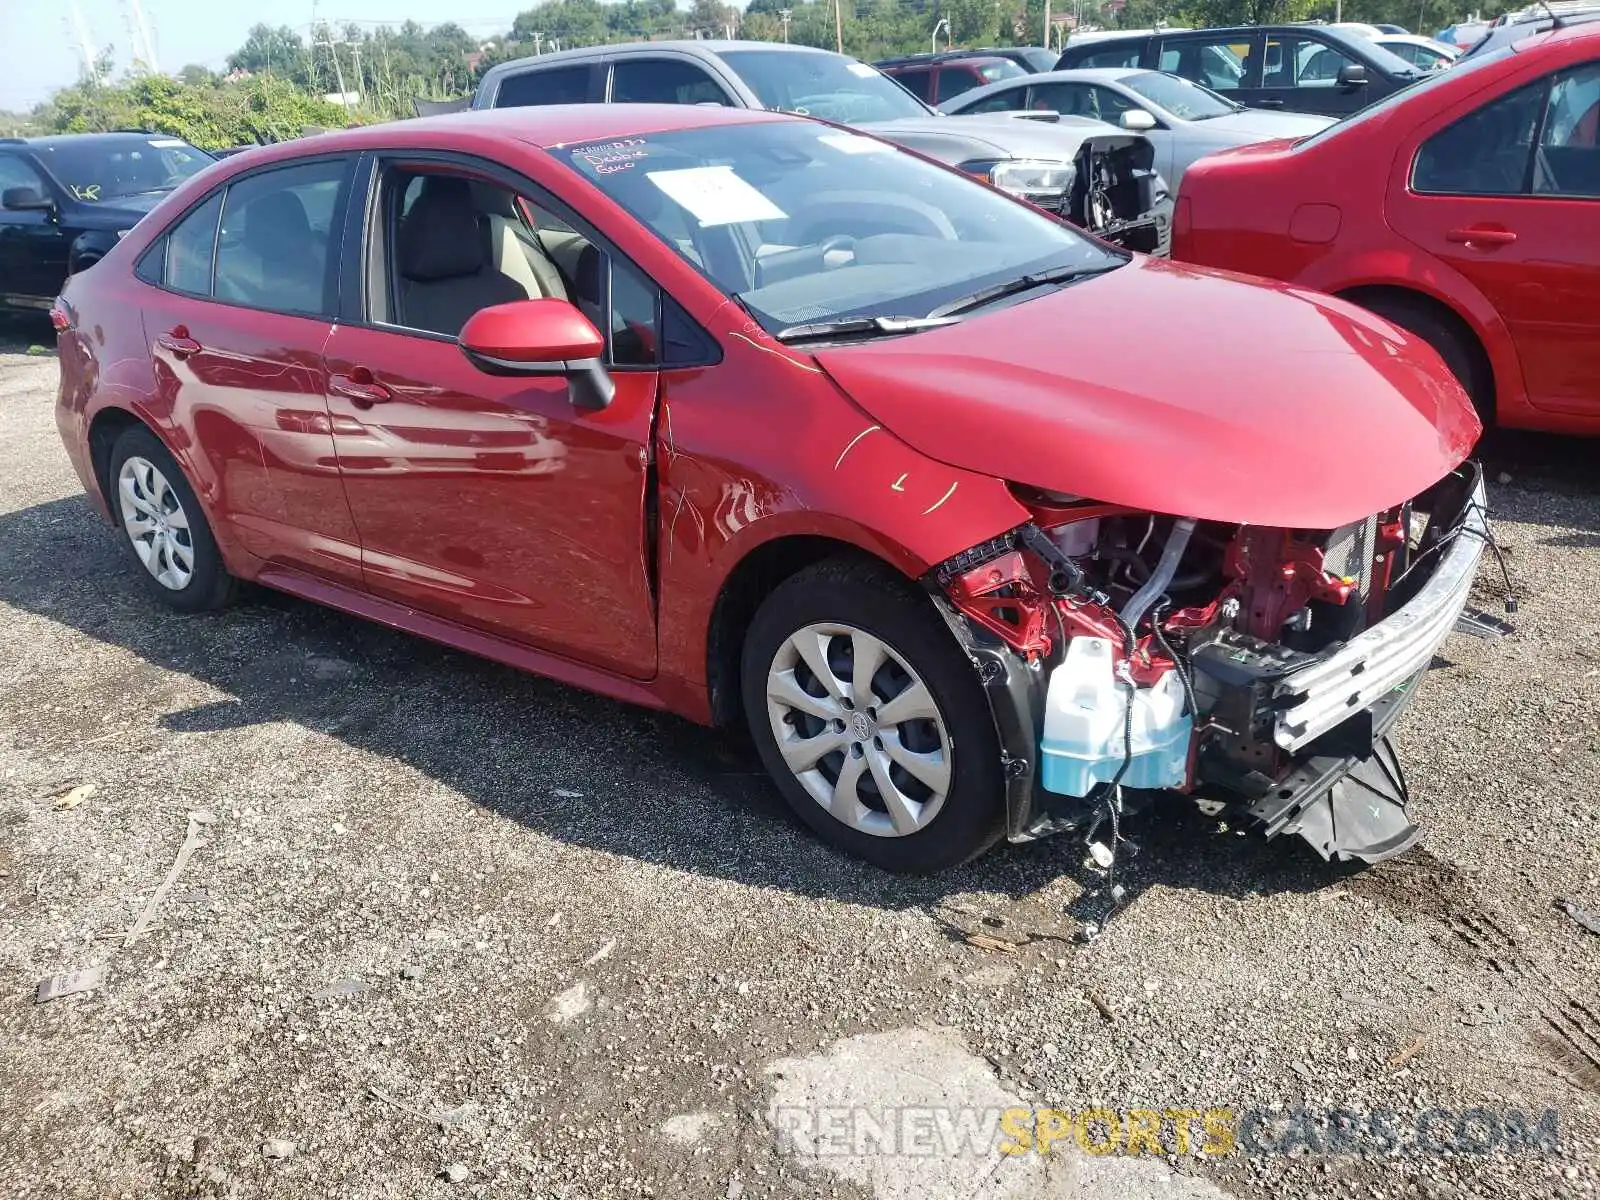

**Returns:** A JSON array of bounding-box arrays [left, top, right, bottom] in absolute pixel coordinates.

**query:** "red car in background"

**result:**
[[1172, 24, 1600, 435], [52, 103, 1488, 875]]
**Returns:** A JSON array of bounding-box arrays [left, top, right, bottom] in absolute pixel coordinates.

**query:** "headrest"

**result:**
[[397, 176, 485, 282], [243, 191, 310, 256]]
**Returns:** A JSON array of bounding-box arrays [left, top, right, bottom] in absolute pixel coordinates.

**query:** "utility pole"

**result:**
[[834, 0, 844, 53], [317, 35, 351, 109], [779, 8, 792, 40], [66, 0, 100, 83], [1042, 0, 1051, 47]]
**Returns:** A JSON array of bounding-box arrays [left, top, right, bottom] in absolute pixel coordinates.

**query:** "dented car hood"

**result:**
[[811, 257, 1481, 530]]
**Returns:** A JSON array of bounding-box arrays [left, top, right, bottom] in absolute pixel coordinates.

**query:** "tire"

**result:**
[[1357, 293, 1493, 426], [740, 556, 1005, 873], [106, 425, 236, 612]]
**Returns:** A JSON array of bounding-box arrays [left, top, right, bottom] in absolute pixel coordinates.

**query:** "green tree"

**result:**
[[228, 24, 308, 81]]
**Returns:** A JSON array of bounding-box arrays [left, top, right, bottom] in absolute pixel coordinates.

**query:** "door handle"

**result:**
[[329, 372, 393, 409], [157, 329, 201, 357], [1446, 226, 1517, 248], [1256, 97, 1285, 108]]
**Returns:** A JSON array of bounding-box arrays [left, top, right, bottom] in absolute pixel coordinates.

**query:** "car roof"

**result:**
[[482, 38, 842, 78], [5, 131, 200, 151], [209, 103, 790, 169]]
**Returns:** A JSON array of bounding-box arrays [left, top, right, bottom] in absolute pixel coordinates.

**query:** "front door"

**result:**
[[323, 159, 660, 678], [1388, 61, 1600, 415], [1254, 33, 1371, 116], [0, 153, 70, 306]]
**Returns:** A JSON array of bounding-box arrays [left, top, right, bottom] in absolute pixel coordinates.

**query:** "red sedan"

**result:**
[[1172, 23, 1600, 435], [53, 103, 1489, 873]]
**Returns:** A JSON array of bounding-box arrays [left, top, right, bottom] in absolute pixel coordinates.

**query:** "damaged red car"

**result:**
[[53, 104, 1491, 873]]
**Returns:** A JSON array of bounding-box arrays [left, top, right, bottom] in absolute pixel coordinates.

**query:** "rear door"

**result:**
[[1388, 60, 1600, 416], [0, 152, 71, 307], [134, 156, 364, 583], [320, 153, 661, 677]]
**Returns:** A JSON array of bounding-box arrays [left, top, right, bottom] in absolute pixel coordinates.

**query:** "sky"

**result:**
[[0, 0, 523, 111]]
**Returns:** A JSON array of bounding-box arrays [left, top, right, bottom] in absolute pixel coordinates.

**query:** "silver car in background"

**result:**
[[940, 67, 1334, 191]]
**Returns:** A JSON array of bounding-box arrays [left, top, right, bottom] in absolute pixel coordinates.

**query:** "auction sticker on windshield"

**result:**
[[646, 166, 787, 226]]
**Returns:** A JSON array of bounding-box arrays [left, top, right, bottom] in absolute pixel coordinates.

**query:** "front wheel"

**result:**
[[740, 557, 1004, 873]]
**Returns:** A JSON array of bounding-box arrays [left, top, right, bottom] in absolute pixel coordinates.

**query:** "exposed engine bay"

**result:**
[[1067, 135, 1166, 254], [930, 463, 1498, 867]]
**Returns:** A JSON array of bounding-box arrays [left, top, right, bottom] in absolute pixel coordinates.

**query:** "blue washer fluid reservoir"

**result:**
[[1039, 636, 1194, 798]]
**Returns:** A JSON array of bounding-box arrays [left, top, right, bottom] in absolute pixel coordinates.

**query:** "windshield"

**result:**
[[551, 122, 1122, 334], [715, 49, 931, 123], [33, 136, 211, 202], [1293, 43, 1516, 148], [1121, 71, 1238, 118]]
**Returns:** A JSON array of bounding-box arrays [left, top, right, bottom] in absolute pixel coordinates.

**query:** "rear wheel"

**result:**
[[107, 426, 236, 612], [1354, 292, 1493, 426], [740, 557, 1004, 873]]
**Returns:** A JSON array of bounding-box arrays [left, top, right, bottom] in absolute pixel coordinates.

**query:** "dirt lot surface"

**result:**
[[1, 326, 1598, 1200]]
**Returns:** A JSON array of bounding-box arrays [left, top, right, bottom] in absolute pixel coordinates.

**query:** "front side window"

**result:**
[[1535, 62, 1600, 196], [716, 49, 930, 122], [0, 154, 48, 197], [214, 160, 346, 316], [494, 65, 592, 108], [1121, 71, 1238, 119], [30, 136, 210, 203], [612, 59, 731, 105], [378, 167, 662, 366], [550, 122, 1122, 335], [1413, 80, 1546, 195], [1266, 36, 1356, 88]]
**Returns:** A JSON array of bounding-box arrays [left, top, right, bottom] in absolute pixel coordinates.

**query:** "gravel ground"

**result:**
[[1, 324, 1597, 1200]]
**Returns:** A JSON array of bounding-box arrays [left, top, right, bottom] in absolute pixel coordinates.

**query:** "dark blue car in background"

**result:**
[[0, 131, 213, 314]]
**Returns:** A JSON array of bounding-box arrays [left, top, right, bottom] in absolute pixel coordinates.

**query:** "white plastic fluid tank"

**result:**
[[1039, 636, 1194, 798]]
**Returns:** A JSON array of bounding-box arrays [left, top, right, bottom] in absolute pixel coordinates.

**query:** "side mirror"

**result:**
[[1336, 62, 1369, 88], [1119, 108, 1158, 131], [2, 186, 53, 212], [458, 298, 614, 411]]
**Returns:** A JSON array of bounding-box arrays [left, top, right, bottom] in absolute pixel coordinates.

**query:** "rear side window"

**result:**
[[1413, 80, 1546, 195], [936, 67, 980, 103], [163, 193, 222, 295], [213, 160, 347, 317], [612, 59, 731, 105], [1072, 43, 1145, 70], [960, 87, 1027, 114], [495, 65, 592, 107], [895, 68, 933, 101], [1161, 37, 1250, 91]]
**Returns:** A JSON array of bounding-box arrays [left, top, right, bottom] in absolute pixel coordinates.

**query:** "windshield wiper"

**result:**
[[926, 262, 1121, 320], [772, 314, 960, 343]]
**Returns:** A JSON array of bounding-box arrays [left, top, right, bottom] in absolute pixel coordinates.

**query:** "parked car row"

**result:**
[[25, 22, 1593, 878]]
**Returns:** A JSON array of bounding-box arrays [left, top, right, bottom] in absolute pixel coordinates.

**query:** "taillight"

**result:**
[[48, 299, 73, 332]]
